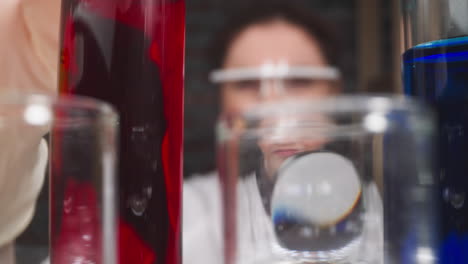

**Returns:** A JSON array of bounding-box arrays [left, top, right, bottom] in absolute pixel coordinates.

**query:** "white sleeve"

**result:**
[[0, 0, 58, 250], [183, 173, 223, 264], [0, 138, 48, 247]]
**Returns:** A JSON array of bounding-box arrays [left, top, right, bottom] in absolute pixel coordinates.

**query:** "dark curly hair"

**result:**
[[210, 0, 342, 70]]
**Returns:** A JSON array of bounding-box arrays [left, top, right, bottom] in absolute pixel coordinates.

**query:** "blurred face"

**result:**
[[220, 19, 339, 177], [221, 19, 338, 115], [257, 114, 332, 177]]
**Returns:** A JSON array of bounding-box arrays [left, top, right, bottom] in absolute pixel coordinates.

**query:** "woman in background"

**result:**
[[182, 1, 360, 263]]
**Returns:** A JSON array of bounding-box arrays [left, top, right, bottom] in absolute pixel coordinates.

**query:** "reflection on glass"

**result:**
[[217, 96, 437, 264]]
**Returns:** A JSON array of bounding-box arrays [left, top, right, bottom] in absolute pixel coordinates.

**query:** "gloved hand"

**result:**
[[0, 0, 60, 95], [0, 0, 60, 250]]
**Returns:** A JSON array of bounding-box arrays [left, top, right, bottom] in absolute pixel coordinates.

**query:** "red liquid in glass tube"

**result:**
[[54, 1, 185, 263]]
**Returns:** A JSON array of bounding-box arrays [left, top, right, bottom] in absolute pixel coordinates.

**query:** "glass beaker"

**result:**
[[0, 94, 118, 263], [402, 1, 468, 262], [217, 95, 438, 264]]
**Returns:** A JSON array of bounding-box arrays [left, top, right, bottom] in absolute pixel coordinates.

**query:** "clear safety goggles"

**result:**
[[210, 63, 341, 96]]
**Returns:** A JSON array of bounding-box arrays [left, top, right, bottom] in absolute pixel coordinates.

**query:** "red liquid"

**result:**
[[54, 1, 185, 263]]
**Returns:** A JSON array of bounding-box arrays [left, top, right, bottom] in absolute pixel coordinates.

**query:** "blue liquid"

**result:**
[[272, 194, 364, 252], [404, 36, 468, 263]]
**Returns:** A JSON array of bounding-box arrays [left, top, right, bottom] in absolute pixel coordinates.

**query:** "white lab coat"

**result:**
[[183, 172, 224, 264], [183, 172, 383, 264]]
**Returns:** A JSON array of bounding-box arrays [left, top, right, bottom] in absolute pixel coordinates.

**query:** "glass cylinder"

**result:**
[[49, 95, 118, 264], [402, 0, 468, 48], [57, 0, 185, 263], [402, 1, 468, 262], [0, 94, 118, 264], [217, 96, 438, 264]]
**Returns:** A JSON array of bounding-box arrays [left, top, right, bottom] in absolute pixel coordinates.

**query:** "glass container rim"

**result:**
[[217, 94, 433, 141], [0, 93, 118, 127]]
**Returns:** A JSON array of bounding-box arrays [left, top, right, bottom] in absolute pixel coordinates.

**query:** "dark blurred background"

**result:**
[[16, 0, 402, 263]]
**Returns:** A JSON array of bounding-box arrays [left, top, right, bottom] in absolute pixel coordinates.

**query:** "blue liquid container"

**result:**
[[403, 36, 468, 263]]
